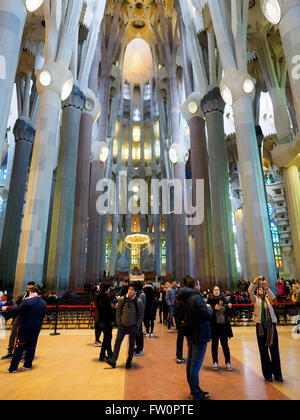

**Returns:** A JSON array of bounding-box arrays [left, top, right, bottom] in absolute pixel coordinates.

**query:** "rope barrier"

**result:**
[[2, 303, 297, 309], [46, 305, 91, 309], [231, 303, 296, 307]]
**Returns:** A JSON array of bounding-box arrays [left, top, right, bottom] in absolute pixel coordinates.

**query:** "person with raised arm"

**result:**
[[248, 276, 283, 383]]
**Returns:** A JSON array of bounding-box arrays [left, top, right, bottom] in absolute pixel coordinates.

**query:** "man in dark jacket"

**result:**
[[134, 281, 146, 356], [178, 278, 213, 400], [106, 284, 144, 369], [1, 281, 36, 360], [96, 283, 115, 361], [1, 285, 47, 373]]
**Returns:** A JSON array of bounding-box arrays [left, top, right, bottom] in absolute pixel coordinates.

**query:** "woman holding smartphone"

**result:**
[[207, 286, 233, 371], [248, 276, 283, 382]]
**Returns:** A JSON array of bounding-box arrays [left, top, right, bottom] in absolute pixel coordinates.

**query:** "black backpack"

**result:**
[[121, 296, 138, 314], [175, 294, 195, 337]]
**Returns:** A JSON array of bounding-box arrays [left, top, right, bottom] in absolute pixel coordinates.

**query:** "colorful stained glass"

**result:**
[[161, 240, 166, 265], [270, 222, 282, 269]]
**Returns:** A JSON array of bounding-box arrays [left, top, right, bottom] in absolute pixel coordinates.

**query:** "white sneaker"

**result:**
[[146, 333, 150, 338], [213, 362, 219, 370], [6, 368, 17, 373], [150, 333, 154, 338], [227, 363, 233, 371], [168, 329, 172, 333]]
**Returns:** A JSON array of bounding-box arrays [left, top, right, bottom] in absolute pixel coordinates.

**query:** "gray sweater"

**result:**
[[116, 295, 144, 327], [248, 282, 277, 324]]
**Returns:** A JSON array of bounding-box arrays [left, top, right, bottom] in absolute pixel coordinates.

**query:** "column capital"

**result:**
[[181, 92, 204, 124], [13, 118, 35, 144], [62, 84, 85, 110], [201, 86, 225, 116], [169, 143, 189, 165], [271, 132, 300, 169], [220, 70, 256, 106], [82, 88, 101, 121], [35, 63, 74, 100], [261, 0, 299, 24]]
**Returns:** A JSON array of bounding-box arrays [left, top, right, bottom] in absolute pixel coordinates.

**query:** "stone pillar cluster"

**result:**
[[0, 0, 299, 295]]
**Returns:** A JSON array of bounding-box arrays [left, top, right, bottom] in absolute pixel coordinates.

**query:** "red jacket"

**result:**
[[275, 281, 285, 295]]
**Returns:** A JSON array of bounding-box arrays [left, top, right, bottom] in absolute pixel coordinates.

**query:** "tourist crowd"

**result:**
[[0, 275, 299, 401]]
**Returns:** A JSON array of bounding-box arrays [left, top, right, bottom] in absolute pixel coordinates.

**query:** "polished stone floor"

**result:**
[[0, 323, 299, 400]]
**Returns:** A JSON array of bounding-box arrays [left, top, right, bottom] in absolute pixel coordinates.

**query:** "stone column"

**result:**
[[258, 1, 300, 279], [156, 85, 173, 276], [234, 207, 252, 283], [149, 87, 160, 276], [42, 168, 57, 287], [190, 120, 212, 287], [46, 85, 85, 292], [111, 82, 125, 277], [173, 162, 190, 281], [100, 87, 121, 276], [283, 165, 300, 280], [69, 89, 100, 291], [154, 215, 161, 277], [85, 159, 105, 286], [167, 77, 190, 281], [140, 77, 147, 234], [265, 1, 300, 125], [152, 2, 189, 280], [0, 118, 34, 295], [13, 0, 83, 295], [0, 0, 27, 162], [182, 94, 213, 288], [201, 87, 238, 288], [0, 189, 7, 245], [208, 0, 278, 288], [14, 64, 74, 296], [125, 80, 134, 266], [272, 138, 300, 280], [232, 92, 278, 288]]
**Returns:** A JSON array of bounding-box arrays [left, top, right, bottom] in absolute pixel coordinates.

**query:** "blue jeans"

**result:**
[[186, 343, 208, 399], [167, 306, 174, 330]]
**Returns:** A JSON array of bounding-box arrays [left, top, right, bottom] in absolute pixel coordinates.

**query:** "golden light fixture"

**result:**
[[133, 125, 141, 142], [125, 234, 150, 248]]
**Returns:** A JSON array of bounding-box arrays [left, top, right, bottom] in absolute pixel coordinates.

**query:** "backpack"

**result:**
[[175, 294, 195, 337], [120, 296, 138, 314]]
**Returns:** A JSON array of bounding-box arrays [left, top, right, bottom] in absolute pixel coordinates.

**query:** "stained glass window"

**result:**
[[267, 203, 273, 216], [161, 240, 166, 265], [131, 244, 139, 266], [270, 222, 282, 269], [105, 240, 112, 265]]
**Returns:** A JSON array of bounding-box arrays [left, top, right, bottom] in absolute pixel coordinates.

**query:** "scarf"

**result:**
[[257, 297, 274, 347]]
